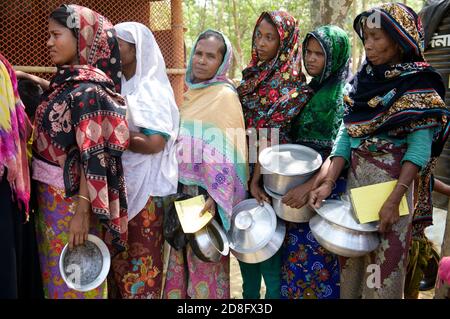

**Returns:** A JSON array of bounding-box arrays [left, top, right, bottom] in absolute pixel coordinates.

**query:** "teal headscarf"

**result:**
[[291, 25, 350, 153], [185, 29, 234, 90]]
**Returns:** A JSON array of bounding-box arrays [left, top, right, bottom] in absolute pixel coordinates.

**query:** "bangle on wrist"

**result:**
[[76, 194, 90, 203], [396, 182, 410, 191]]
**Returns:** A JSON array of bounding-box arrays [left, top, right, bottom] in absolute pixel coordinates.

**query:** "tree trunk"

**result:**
[[310, 0, 322, 29], [216, 0, 223, 30], [230, 0, 243, 79], [312, 0, 354, 29], [323, 0, 354, 27], [171, 0, 185, 107], [199, 0, 208, 34]]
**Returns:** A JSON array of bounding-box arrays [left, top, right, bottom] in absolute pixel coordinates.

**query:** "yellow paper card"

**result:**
[[350, 180, 409, 224], [174, 195, 213, 233]]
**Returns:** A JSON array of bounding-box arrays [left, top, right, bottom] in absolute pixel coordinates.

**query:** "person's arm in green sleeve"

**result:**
[[140, 128, 170, 141], [309, 122, 350, 207], [401, 128, 434, 171], [330, 121, 352, 165]]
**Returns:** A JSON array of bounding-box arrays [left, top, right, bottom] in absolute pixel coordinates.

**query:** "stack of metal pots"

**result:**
[[309, 199, 380, 257], [259, 144, 323, 223]]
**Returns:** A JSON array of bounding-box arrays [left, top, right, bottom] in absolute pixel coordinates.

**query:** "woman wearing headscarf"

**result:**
[[309, 3, 450, 299], [111, 22, 179, 299], [236, 11, 312, 299], [31, 4, 129, 299], [0, 54, 32, 298], [280, 25, 351, 299], [163, 30, 248, 299]]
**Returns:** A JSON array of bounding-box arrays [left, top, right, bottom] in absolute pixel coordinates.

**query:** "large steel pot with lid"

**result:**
[[259, 144, 323, 195], [264, 186, 315, 223], [309, 199, 380, 258], [227, 199, 286, 264]]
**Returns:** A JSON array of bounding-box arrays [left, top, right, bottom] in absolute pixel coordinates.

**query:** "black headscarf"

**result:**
[[344, 3, 449, 158], [344, 2, 450, 233]]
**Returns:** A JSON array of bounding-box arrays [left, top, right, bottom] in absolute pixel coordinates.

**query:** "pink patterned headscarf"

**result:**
[[437, 256, 450, 288], [0, 53, 31, 214]]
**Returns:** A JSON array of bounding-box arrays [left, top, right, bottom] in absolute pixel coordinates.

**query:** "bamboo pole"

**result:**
[[171, 0, 185, 107], [167, 68, 186, 75], [13, 66, 186, 75], [13, 66, 57, 73]]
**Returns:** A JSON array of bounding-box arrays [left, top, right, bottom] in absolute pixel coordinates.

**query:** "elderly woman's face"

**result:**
[[255, 19, 280, 62], [192, 37, 224, 83], [363, 25, 401, 66], [47, 18, 78, 66]]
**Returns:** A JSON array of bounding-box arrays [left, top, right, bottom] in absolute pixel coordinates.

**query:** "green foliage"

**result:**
[[183, 0, 427, 79]]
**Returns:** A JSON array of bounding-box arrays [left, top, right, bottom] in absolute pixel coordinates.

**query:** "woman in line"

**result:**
[[309, 3, 449, 299], [163, 29, 248, 299], [0, 54, 32, 298], [111, 22, 179, 299], [237, 11, 312, 299], [280, 25, 351, 299], [30, 4, 129, 299]]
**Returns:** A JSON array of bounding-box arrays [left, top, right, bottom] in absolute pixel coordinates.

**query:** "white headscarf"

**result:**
[[115, 22, 180, 221]]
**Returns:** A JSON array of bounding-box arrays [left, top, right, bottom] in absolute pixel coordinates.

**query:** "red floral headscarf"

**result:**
[[237, 11, 312, 144]]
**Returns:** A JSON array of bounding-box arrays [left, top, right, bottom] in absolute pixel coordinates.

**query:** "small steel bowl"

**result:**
[[59, 234, 110, 292]]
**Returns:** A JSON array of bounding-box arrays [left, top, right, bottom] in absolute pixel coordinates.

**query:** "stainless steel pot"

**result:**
[[230, 220, 286, 264], [227, 199, 286, 264], [264, 186, 315, 223], [309, 200, 380, 258], [259, 144, 322, 195], [189, 219, 230, 263]]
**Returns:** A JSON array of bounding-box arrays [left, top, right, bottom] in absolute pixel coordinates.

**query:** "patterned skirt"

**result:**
[[35, 182, 107, 299], [339, 139, 413, 299], [111, 196, 165, 299], [280, 178, 345, 299], [281, 222, 340, 299], [163, 185, 230, 299], [163, 245, 230, 299]]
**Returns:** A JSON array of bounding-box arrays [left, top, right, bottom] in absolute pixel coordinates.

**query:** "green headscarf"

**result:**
[[291, 25, 350, 154]]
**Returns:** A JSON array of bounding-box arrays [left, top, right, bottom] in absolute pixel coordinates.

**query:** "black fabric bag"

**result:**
[[163, 192, 191, 250]]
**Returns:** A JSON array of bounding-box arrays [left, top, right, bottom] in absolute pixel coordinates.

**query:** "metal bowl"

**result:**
[[189, 219, 230, 263], [264, 186, 315, 223], [59, 234, 110, 292], [259, 144, 322, 195], [230, 219, 286, 264], [227, 199, 277, 254], [309, 200, 380, 258]]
